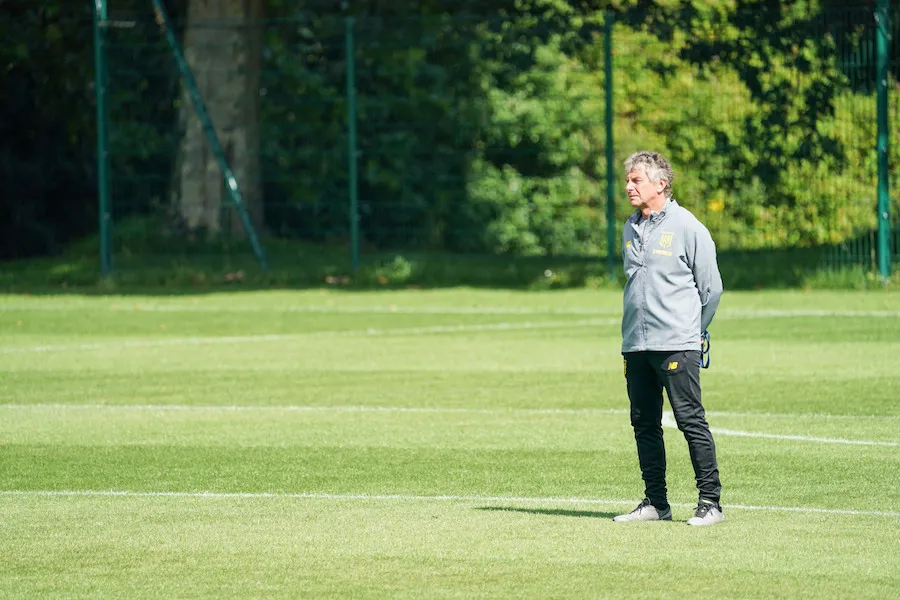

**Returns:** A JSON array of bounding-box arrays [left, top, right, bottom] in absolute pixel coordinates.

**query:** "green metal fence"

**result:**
[[94, 2, 898, 286]]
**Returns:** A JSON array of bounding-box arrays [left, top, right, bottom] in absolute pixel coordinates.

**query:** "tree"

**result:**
[[170, 0, 264, 238]]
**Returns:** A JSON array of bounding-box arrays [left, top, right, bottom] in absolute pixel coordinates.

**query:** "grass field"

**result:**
[[1, 288, 898, 599]]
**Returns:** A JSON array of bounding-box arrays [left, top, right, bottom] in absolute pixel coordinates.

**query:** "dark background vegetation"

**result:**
[[1, 0, 898, 290]]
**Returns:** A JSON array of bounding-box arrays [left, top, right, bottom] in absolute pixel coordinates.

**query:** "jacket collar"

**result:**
[[631, 198, 677, 223]]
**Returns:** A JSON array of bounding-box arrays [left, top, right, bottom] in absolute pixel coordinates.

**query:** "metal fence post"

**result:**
[[604, 12, 616, 280], [346, 17, 360, 272], [151, 0, 269, 271], [876, 0, 892, 280], [93, 0, 112, 276]]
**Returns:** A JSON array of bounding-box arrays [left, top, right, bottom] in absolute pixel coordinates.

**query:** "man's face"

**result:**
[[625, 166, 665, 210]]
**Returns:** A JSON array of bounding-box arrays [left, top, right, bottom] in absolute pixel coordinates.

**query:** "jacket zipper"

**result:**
[[639, 211, 666, 350]]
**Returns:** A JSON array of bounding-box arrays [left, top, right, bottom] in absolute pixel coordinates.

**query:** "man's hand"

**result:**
[[699, 331, 710, 368]]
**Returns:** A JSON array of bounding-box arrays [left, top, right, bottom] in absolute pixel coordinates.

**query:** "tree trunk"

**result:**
[[172, 0, 263, 238]]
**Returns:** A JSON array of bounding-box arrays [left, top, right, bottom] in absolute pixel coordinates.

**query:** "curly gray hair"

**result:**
[[623, 151, 675, 198]]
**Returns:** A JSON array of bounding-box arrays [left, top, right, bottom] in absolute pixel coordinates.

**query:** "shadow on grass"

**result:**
[[476, 506, 619, 520]]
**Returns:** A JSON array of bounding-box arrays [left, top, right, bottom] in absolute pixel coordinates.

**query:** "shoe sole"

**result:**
[[686, 514, 725, 526], [613, 511, 672, 522]]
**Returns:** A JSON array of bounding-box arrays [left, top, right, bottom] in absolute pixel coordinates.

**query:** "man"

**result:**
[[613, 150, 725, 526]]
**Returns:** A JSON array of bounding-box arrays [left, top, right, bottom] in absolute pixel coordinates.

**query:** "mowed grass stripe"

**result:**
[[3, 494, 897, 600], [2, 403, 898, 446], [2, 442, 897, 512], [0, 317, 619, 354], [4, 402, 900, 419], [1, 290, 899, 599], [3, 330, 899, 372], [0, 370, 623, 411], [1, 369, 897, 417]]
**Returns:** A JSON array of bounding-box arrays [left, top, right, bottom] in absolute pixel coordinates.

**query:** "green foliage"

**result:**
[[104, 12, 184, 222], [610, 0, 897, 251], [257, 13, 349, 241], [2, 0, 898, 279], [0, 2, 96, 258]]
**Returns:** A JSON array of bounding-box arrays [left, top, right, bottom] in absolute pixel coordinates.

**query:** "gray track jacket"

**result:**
[[621, 199, 723, 353]]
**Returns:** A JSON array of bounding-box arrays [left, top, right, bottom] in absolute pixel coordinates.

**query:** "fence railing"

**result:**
[[94, 2, 898, 284]]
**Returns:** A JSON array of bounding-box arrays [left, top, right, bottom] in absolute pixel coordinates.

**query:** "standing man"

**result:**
[[613, 151, 725, 526]]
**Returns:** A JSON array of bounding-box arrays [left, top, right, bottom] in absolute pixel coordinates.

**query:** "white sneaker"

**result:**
[[686, 500, 725, 526], [613, 498, 672, 522]]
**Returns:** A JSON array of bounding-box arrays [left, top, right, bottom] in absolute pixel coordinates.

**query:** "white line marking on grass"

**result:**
[[723, 309, 900, 319], [2, 403, 896, 421], [661, 412, 899, 447], [2, 489, 897, 518], [0, 403, 630, 416], [709, 427, 900, 447], [0, 304, 620, 315], [0, 317, 619, 355], [706, 410, 900, 421]]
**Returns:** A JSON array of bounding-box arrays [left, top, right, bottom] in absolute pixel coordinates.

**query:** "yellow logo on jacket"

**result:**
[[652, 232, 675, 256]]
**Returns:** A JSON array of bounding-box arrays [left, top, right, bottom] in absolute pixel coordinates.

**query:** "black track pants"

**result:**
[[623, 350, 721, 508]]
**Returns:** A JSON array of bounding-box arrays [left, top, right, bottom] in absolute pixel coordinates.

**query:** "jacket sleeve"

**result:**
[[690, 224, 723, 331]]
